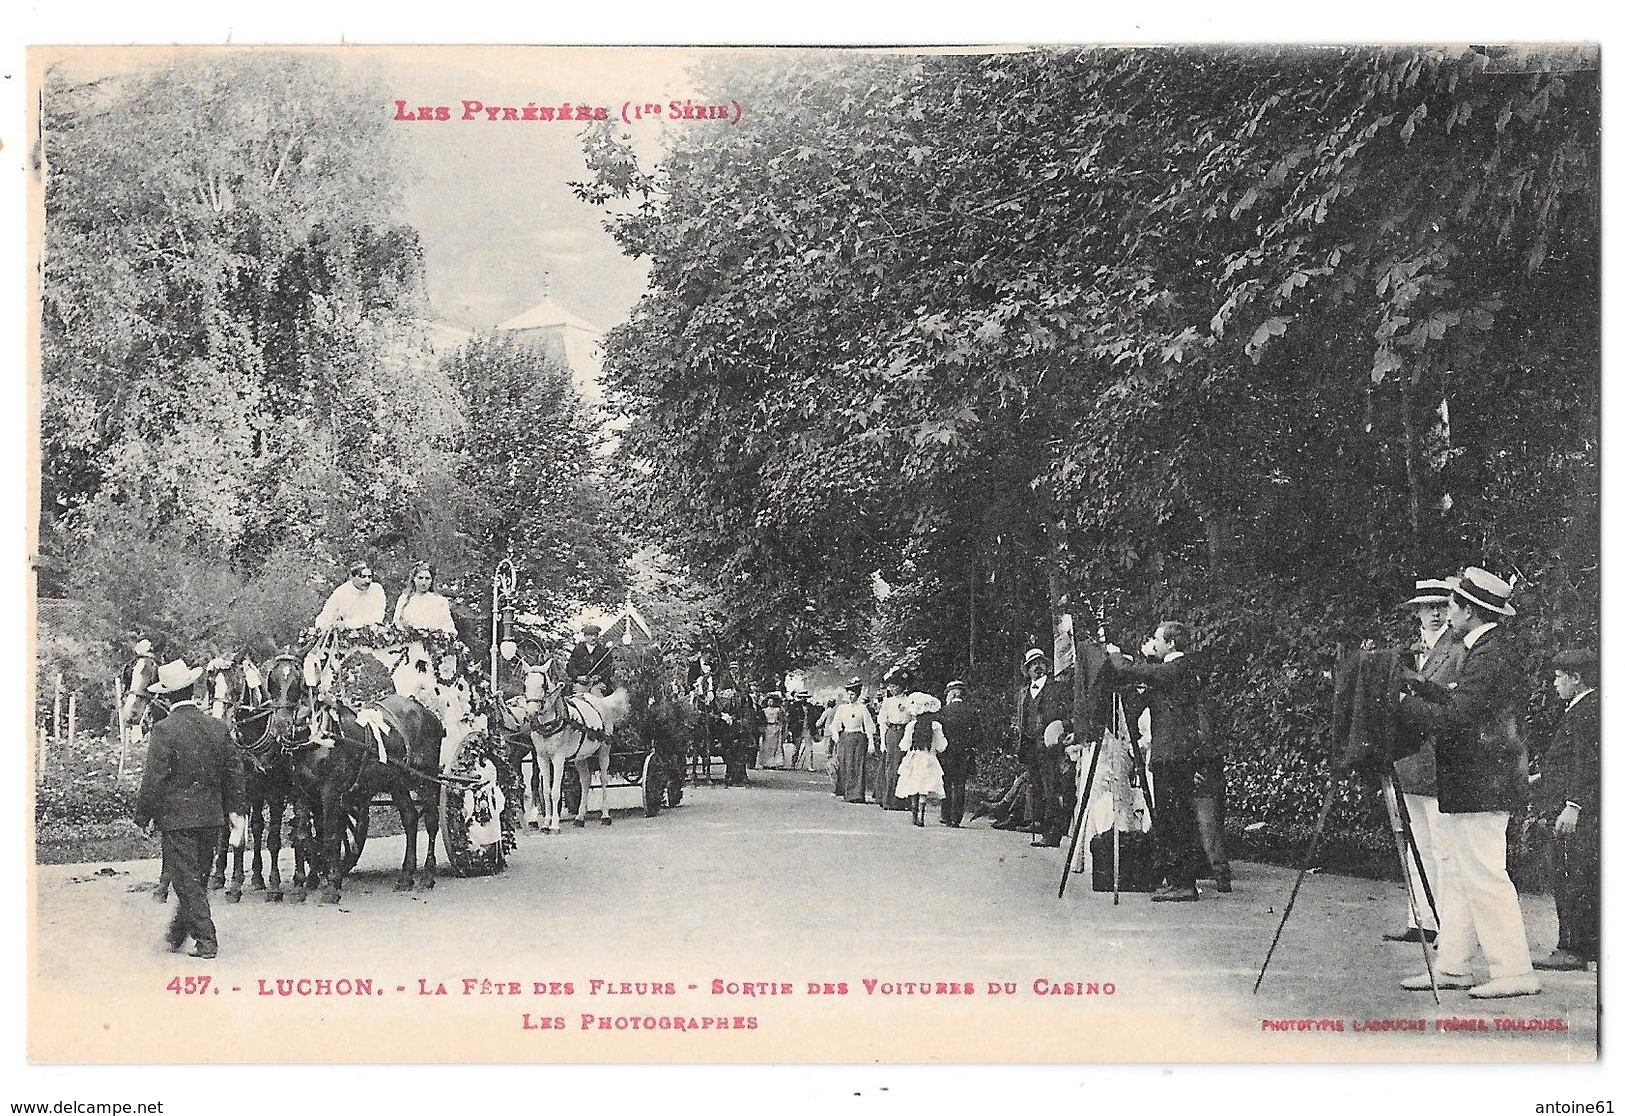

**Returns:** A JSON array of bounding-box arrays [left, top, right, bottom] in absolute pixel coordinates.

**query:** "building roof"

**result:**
[[496, 297, 603, 336], [603, 597, 655, 646]]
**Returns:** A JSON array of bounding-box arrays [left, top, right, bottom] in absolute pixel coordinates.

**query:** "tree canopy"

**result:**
[[36, 53, 632, 716], [579, 46, 1598, 832]]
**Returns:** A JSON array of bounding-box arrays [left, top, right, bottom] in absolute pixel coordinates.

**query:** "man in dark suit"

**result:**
[[1532, 648, 1599, 971], [938, 680, 978, 827], [1108, 622, 1203, 902], [1397, 567, 1538, 999], [134, 659, 247, 959], [1013, 648, 1070, 846], [566, 624, 615, 694]]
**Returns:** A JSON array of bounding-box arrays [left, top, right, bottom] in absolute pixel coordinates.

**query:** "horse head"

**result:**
[[521, 661, 569, 731], [265, 654, 310, 744], [202, 655, 247, 721]]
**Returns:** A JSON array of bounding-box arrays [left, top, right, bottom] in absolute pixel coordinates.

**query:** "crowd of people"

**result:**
[[125, 558, 1599, 1000], [709, 563, 1596, 1005]]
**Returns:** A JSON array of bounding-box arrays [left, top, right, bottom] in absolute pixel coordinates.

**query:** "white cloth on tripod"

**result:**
[[1072, 727, 1151, 877]]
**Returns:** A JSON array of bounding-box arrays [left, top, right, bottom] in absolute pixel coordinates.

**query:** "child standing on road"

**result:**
[[897, 692, 947, 827]]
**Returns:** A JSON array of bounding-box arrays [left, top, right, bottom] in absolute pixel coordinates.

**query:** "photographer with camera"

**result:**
[[1107, 621, 1204, 903]]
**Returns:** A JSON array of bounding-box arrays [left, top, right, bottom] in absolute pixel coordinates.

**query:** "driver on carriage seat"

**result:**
[[566, 623, 615, 696], [314, 561, 387, 632], [688, 656, 716, 708]]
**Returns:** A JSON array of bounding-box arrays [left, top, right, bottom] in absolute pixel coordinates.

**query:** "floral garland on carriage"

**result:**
[[298, 623, 515, 874]]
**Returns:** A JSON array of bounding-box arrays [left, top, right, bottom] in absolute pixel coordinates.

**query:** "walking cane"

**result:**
[[1058, 724, 1107, 899], [1112, 827, 1121, 906], [1380, 771, 1440, 1003]]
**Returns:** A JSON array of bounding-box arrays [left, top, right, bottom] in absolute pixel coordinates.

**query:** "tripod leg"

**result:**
[[1058, 738, 1105, 899], [1255, 771, 1340, 994], [1381, 775, 1439, 1004], [1391, 780, 1439, 929], [1112, 826, 1121, 906]]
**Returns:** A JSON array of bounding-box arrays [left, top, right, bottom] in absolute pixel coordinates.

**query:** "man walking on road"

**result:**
[[938, 680, 978, 827], [134, 659, 247, 959], [1014, 648, 1068, 845]]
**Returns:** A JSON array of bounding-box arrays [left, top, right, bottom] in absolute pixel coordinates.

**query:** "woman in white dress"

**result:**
[[896, 692, 947, 827], [393, 562, 457, 635], [391, 562, 459, 706], [757, 693, 786, 769]]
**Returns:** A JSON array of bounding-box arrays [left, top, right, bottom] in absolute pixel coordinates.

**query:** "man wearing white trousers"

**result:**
[[1398, 567, 1539, 999], [1383, 578, 1468, 944]]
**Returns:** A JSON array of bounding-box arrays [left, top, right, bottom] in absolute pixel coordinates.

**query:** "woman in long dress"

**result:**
[[829, 680, 877, 802], [757, 693, 786, 769], [391, 562, 459, 706], [896, 692, 947, 826]]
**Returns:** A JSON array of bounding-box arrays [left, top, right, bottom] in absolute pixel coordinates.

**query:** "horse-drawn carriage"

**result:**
[[198, 628, 520, 905], [553, 705, 686, 819]]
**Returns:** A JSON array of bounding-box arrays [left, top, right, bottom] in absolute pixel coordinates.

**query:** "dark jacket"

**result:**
[[1393, 628, 1468, 797], [1109, 651, 1203, 768], [939, 696, 979, 778], [134, 703, 247, 832], [1536, 690, 1599, 819], [566, 640, 615, 691], [1014, 676, 1068, 765], [1398, 625, 1530, 814]]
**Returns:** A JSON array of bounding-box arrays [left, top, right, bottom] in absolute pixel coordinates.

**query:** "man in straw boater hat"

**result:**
[[1014, 646, 1070, 846], [1381, 577, 1470, 945], [1396, 567, 1539, 998], [1532, 648, 1599, 972], [134, 660, 247, 960]]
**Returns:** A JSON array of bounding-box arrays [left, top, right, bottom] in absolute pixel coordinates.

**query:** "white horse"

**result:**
[[521, 664, 629, 833]]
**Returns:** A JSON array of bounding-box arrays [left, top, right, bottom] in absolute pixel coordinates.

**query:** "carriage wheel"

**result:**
[[338, 807, 369, 875], [641, 753, 662, 818]]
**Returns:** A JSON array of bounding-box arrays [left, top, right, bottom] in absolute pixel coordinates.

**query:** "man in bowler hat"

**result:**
[[134, 659, 247, 959]]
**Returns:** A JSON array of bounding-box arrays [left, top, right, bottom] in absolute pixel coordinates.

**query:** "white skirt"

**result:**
[[895, 750, 944, 799]]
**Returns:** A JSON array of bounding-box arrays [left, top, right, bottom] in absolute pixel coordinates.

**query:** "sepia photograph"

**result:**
[[14, 12, 1608, 1104]]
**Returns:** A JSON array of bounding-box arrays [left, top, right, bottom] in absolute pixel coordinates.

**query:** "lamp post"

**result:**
[[491, 557, 518, 685]]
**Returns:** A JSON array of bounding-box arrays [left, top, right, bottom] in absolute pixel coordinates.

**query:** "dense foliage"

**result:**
[[36, 54, 630, 722], [579, 46, 1598, 843]]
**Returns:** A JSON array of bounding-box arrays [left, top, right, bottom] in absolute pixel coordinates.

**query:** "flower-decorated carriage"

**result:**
[[299, 623, 520, 882]]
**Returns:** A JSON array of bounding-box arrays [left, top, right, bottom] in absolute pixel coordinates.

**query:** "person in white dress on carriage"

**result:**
[[393, 561, 457, 637], [896, 691, 948, 827]]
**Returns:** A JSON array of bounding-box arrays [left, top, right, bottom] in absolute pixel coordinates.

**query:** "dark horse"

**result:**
[[263, 656, 322, 902], [202, 656, 299, 902], [294, 646, 446, 903]]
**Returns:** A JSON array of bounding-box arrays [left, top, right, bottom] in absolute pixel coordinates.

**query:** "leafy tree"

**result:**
[[579, 46, 1598, 848]]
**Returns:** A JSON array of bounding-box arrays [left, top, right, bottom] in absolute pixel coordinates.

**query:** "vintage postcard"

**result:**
[[22, 37, 1602, 1089]]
